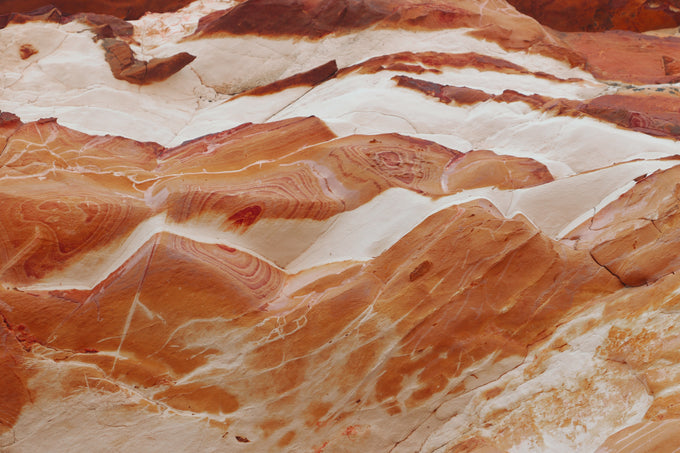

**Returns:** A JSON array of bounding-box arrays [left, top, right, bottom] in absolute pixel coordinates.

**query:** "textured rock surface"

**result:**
[[0, 1, 194, 19], [506, 0, 680, 32], [3, 1, 680, 452]]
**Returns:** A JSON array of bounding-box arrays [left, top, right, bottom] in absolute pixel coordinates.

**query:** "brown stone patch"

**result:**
[[236, 60, 338, 97], [0, 1, 193, 20], [101, 38, 195, 85], [277, 430, 296, 447], [507, 0, 680, 32], [154, 383, 240, 414], [0, 317, 31, 434], [18, 44, 37, 59]]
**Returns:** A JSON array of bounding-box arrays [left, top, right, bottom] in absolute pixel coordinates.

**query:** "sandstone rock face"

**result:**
[[2, 1, 680, 452], [0, 1, 194, 20], [507, 0, 680, 32]]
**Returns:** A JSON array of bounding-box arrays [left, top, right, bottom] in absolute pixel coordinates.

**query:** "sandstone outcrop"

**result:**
[[3, 1, 680, 452]]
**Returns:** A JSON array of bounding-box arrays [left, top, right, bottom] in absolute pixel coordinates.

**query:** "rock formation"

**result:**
[[2, 0, 680, 452]]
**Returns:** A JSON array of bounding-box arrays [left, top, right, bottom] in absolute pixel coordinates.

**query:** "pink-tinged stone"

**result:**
[[5, 0, 680, 452]]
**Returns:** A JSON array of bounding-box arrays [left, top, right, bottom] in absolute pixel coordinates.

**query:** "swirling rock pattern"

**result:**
[[3, 0, 680, 452]]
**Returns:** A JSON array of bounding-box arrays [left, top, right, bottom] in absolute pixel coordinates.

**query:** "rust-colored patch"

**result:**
[[374, 365, 405, 403], [0, 315, 31, 433], [663, 55, 680, 76], [18, 43, 38, 59], [507, 0, 680, 32], [305, 401, 333, 428], [228, 205, 262, 229], [238, 60, 338, 98], [277, 430, 296, 447], [259, 418, 288, 438], [483, 387, 503, 400], [394, 75, 492, 104], [191, 0, 388, 39], [409, 260, 433, 281], [385, 403, 402, 416], [101, 38, 195, 85], [0, 1, 193, 20], [449, 436, 504, 453], [154, 383, 240, 414], [0, 111, 21, 126], [208, 418, 231, 431]]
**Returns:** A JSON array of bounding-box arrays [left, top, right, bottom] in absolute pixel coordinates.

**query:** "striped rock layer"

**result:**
[[2, 1, 680, 452]]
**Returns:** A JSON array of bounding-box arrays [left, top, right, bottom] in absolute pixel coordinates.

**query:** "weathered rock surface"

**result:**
[[0, 1, 194, 20], [507, 0, 680, 32], [3, 0, 680, 452]]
